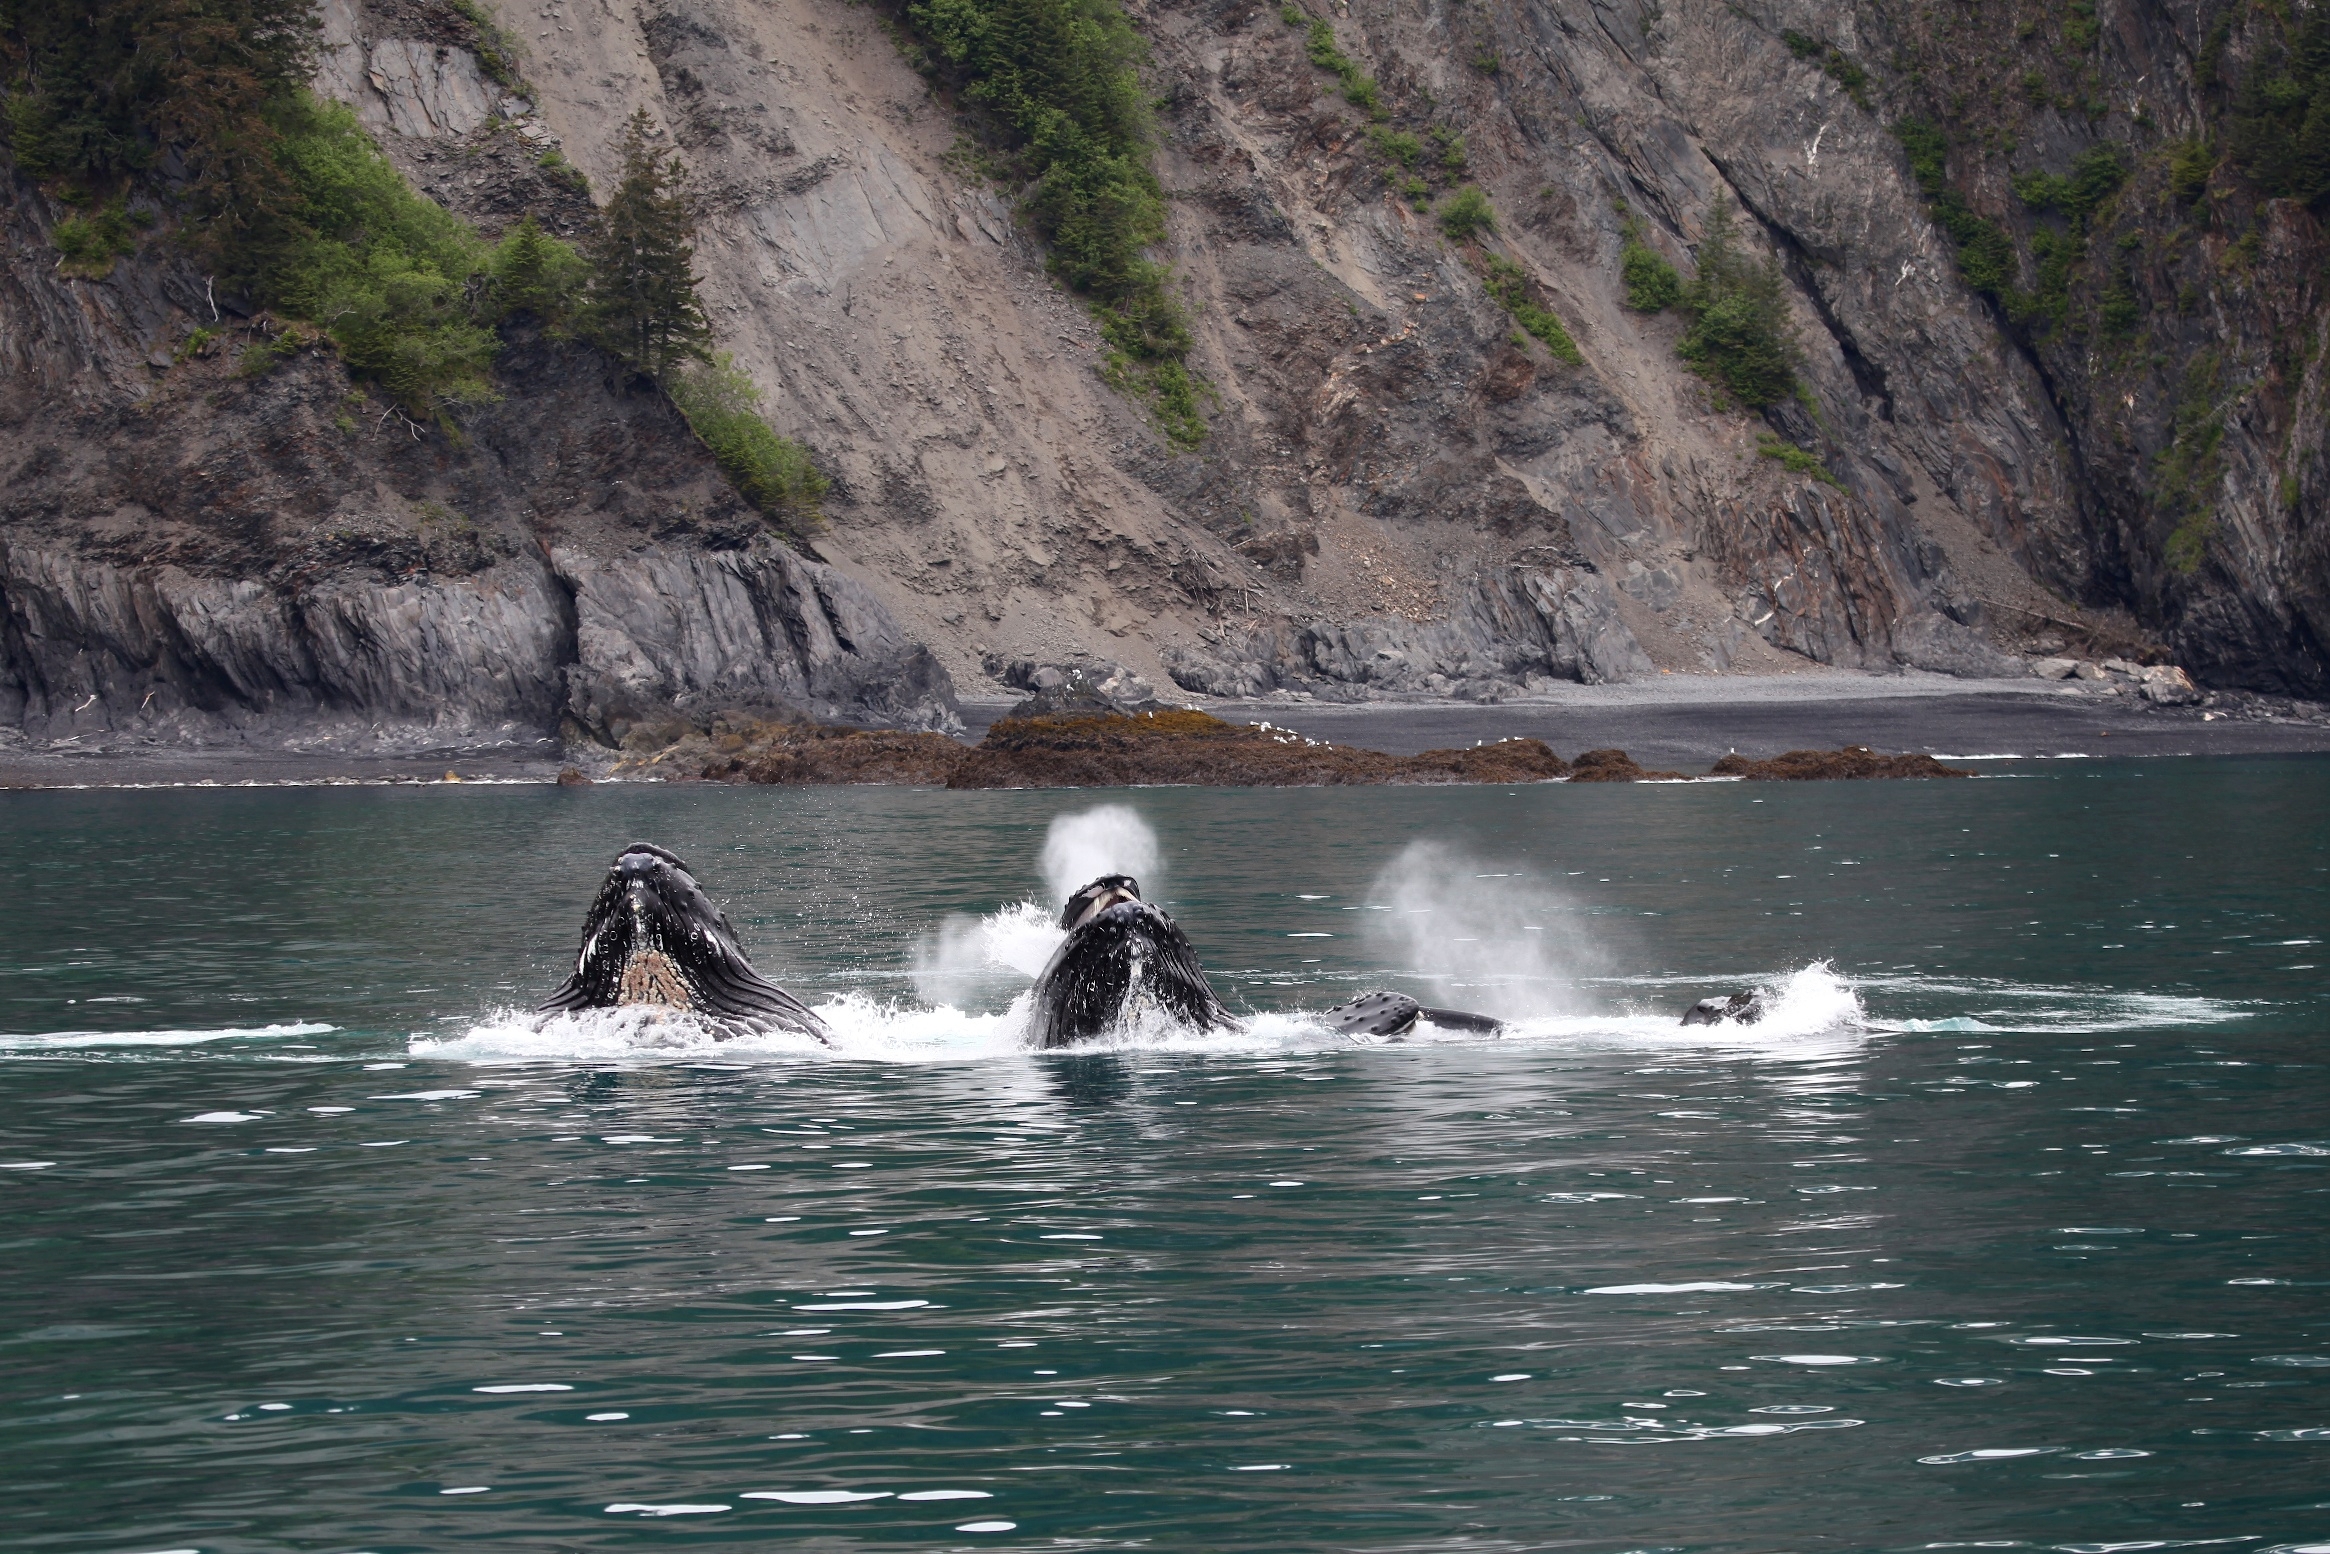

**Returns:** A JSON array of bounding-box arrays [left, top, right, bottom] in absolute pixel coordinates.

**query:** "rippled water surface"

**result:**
[[4, 760, 2329, 1552]]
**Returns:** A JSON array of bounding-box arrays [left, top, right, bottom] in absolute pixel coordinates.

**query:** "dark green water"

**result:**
[[3, 759, 2327, 1553]]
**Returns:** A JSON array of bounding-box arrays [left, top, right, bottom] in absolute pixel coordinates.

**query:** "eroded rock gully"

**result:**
[[4, 0, 2320, 754]]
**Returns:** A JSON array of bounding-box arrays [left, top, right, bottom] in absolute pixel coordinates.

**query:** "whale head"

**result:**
[[538, 844, 830, 1041]]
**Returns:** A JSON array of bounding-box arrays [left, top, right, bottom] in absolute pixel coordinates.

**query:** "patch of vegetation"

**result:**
[[903, 0, 1206, 444], [2222, 13, 2330, 207], [1302, 17, 1380, 114], [537, 147, 591, 196], [491, 213, 590, 330], [1367, 126, 1422, 168], [50, 197, 148, 276], [2063, 0, 2099, 52], [1781, 29, 1871, 110], [1438, 184, 1495, 242], [447, 0, 524, 92], [1482, 253, 1581, 365], [1430, 126, 1467, 175], [2168, 137, 2217, 206], [1896, 118, 2016, 301], [1470, 48, 1500, 75], [666, 355, 830, 528], [1757, 433, 1842, 486], [2011, 144, 2126, 230], [173, 324, 222, 363], [2155, 352, 2224, 575], [1676, 194, 1799, 409], [1617, 207, 1681, 312], [2001, 144, 2125, 330], [2152, 356, 2227, 575]]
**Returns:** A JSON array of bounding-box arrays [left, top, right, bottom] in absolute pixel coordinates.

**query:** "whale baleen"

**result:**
[[539, 843, 832, 1043]]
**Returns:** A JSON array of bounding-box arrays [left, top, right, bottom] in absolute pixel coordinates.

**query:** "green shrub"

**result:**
[[666, 356, 830, 525], [1438, 184, 1495, 241], [2168, 138, 2217, 205], [1896, 118, 2018, 301], [902, 0, 1206, 441], [1781, 28, 1871, 109], [1367, 126, 1423, 168], [488, 214, 589, 330], [50, 198, 147, 276], [1430, 126, 1467, 174], [1676, 194, 1799, 408], [1481, 254, 1581, 365], [1756, 434, 1841, 486], [1303, 19, 1379, 112], [2011, 144, 2126, 231], [262, 95, 503, 411], [537, 147, 591, 196], [1618, 213, 1681, 312]]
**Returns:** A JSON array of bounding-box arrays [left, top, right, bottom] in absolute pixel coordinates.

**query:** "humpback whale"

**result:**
[[538, 844, 832, 1043], [1027, 875, 1238, 1049], [1680, 991, 1766, 1026], [1029, 876, 1505, 1047]]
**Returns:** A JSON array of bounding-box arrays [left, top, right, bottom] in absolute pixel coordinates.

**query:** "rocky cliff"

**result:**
[[3, 0, 2321, 756]]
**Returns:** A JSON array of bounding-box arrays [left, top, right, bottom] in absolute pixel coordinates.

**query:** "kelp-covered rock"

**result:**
[[1565, 749, 1688, 782], [1709, 747, 1971, 780], [628, 709, 1575, 787]]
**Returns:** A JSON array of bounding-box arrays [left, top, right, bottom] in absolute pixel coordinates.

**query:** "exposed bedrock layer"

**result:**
[[0, 173, 955, 750]]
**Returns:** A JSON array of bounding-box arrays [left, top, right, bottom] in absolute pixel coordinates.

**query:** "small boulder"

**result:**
[[2139, 665, 2203, 705], [2073, 660, 2109, 681], [2101, 657, 2145, 677], [556, 766, 593, 786], [2029, 657, 2078, 680]]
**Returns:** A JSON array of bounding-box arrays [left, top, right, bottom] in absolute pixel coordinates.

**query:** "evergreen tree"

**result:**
[[2, 0, 318, 270], [489, 213, 587, 329], [586, 110, 709, 380], [1676, 194, 1800, 409]]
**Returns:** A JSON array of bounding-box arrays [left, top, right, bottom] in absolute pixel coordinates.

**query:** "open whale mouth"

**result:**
[[538, 844, 831, 1042]]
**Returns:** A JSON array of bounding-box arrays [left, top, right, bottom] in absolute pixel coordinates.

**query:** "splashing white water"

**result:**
[[1041, 804, 1160, 906], [419, 963, 1870, 1066], [1362, 840, 1604, 1019], [910, 901, 1063, 1011]]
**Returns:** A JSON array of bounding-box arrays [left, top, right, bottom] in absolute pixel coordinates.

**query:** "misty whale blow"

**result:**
[[538, 844, 832, 1043]]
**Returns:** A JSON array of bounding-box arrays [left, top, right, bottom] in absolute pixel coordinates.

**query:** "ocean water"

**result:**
[[3, 758, 2327, 1552]]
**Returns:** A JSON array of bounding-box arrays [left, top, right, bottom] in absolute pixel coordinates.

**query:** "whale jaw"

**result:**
[[539, 844, 831, 1043]]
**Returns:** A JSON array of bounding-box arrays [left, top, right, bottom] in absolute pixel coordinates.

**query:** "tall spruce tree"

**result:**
[[587, 110, 709, 380]]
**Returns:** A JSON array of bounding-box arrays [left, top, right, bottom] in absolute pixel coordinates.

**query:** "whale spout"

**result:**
[[538, 843, 832, 1043]]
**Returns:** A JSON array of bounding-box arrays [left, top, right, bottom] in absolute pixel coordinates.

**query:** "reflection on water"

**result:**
[[2, 760, 2327, 1551]]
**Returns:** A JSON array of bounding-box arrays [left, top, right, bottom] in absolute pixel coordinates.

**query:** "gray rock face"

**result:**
[[1160, 565, 1654, 700], [0, 540, 958, 752]]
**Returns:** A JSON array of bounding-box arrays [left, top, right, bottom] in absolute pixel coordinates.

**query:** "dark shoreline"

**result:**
[[5, 678, 2328, 789]]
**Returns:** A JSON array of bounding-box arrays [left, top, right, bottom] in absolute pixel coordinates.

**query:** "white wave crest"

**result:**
[[0, 1021, 337, 1051]]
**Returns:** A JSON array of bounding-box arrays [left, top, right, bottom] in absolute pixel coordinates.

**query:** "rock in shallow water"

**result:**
[[1709, 747, 1970, 780]]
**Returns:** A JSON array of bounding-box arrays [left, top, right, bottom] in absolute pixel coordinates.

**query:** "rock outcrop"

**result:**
[[1709, 747, 1971, 780]]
